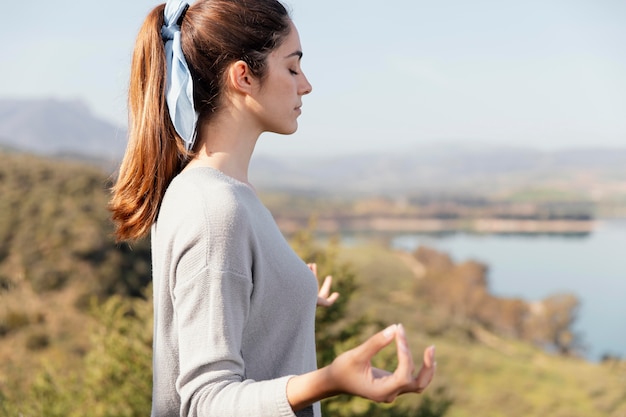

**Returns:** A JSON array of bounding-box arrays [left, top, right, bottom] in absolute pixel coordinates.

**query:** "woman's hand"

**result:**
[[286, 324, 436, 411], [308, 263, 339, 307], [327, 324, 436, 403]]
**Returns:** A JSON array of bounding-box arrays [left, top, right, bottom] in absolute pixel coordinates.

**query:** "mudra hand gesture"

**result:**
[[328, 323, 436, 402], [288, 288, 436, 410]]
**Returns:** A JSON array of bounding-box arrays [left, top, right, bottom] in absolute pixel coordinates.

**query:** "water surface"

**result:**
[[391, 220, 626, 361]]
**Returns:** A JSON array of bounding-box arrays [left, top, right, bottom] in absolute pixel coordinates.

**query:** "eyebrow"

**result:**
[[285, 50, 303, 60]]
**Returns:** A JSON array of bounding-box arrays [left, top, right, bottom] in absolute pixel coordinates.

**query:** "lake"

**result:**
[[390, 219, 626, 362]]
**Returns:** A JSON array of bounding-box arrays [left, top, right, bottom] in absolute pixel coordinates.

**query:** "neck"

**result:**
[[187, 106, 261, 186]]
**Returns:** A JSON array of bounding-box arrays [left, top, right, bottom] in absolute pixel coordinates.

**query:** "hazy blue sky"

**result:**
[[3, 0, 625, 157]]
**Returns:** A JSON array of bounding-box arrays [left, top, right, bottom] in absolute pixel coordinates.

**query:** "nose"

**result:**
[[299, 72, 312, 96]]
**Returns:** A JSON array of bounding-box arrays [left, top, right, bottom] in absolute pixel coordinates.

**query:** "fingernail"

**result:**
[[383, 324, 397, 339], [395, 324, 410, 353]]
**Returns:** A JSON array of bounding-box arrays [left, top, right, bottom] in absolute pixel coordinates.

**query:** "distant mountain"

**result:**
[[1, 97, 625, 201], [251, 143, 626, 198], [0, 98, 127, 162]]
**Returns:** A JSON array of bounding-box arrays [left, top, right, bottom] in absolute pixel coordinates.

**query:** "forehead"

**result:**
[[274, 21, 302, 56]]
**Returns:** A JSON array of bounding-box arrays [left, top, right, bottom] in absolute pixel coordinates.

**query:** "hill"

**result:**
[[251, 143, 626, 202], [1, 96, 626, 209], [0, 151, 151, 399], [0, 98, 126, 164], [338, 243, 626, 417], [0, 150, 624, 416]]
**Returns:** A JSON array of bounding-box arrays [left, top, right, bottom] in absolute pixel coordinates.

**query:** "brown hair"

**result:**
[[109, 0, 291, 241]]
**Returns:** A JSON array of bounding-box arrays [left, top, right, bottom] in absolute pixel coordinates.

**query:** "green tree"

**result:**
[[525, 292, 583, 355], [5, 294, 153, 417]]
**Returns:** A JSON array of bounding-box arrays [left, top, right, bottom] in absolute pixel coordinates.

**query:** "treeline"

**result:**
[[411, 246, 582, 356], [0, 152, 151, 301], [409, 199, 593, 221], [262, 192, 595, 235], [261, 190, 594, 219]]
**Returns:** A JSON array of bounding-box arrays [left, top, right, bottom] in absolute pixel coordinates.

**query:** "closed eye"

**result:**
[[289, 69, 299, 75]]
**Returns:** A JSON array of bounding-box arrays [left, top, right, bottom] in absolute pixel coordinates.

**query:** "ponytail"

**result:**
[[109, 4, 186, 242]]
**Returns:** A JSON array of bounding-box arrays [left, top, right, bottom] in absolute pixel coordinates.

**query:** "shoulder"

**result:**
[[154, 167, 261, 244], [153, 167, 261, 278], [162, 167, 250, 220]]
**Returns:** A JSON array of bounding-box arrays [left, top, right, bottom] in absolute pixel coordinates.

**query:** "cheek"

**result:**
[[278, 74, 298, 95]]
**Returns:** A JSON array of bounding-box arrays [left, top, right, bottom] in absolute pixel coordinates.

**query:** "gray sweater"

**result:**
[[150, 167, 320, 417]]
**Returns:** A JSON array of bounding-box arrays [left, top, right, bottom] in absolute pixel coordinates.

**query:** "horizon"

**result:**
[[4, 95, 626, 161]]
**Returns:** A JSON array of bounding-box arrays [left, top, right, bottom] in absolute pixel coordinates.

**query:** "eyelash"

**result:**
[[289, 69, 299, 75]]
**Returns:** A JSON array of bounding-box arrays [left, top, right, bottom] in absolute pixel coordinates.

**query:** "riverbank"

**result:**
[[276, 215, 595, 236], [390, 219, 626, 361]]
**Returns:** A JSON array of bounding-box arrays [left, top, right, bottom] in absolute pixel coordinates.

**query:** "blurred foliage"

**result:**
[[0, 152, 151, 300], [338, 242, 626, 417], [412, 246, 585, 356], [0, 151, 624, 416], [290, 220, 371, 367], [262, 190, 596, 236], [1, 294, 152, 417]]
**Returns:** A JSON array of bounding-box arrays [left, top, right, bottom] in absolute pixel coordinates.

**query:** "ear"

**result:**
[[226, 60, 257, 95]]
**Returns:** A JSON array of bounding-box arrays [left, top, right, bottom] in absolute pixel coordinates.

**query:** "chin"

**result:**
[[272, 123, 298, 135]]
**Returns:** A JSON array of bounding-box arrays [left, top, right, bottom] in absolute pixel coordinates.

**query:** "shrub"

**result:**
[[25, 331, 50, 351], [1, 310, 31, 335]]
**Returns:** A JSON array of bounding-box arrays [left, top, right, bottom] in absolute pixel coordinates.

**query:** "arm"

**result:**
[[287, 324, 437, 411], [175, 264, 434, 415], [174, 267, 297, 417]]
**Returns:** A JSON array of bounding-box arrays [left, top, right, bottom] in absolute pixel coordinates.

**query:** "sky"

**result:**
[[2, 0, 625, 157]]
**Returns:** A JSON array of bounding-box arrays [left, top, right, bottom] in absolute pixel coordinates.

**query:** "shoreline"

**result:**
[[276, 216, 596, 236]]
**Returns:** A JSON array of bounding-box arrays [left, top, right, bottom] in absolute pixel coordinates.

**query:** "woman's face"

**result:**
[[250, 22, 313, 135]]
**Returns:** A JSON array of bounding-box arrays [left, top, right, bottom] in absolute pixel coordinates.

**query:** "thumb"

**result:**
[[353, 324, 398, 359]]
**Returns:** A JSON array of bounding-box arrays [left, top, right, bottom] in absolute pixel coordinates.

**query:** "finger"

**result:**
[[424, 345, 436, 368], [317, 293, 339, 307], [353, 324, 398, 359], [414, 346, 436, 392], [326, 292, 340, 305], [319, 275, 333, 297], [317, 297, 333, 307], [308, 263, 317, 277], [393, 324, 415, 381]]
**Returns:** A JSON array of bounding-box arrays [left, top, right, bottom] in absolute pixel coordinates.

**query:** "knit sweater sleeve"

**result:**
[[174, 267, 295, 417], [163, 179, 298, 417]]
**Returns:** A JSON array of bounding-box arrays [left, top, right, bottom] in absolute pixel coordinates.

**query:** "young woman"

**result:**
[[109, 1, 436, 416]]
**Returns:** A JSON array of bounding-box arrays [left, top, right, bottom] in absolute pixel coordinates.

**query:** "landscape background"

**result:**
[[0, 99, 625, 416], [2, 0, 625, 414]]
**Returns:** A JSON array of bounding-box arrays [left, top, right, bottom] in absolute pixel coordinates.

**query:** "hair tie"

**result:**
[[162, 0, 197, 151]]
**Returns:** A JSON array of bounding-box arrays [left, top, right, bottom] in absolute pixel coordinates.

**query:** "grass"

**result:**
[[337, 241, 626, 417]]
